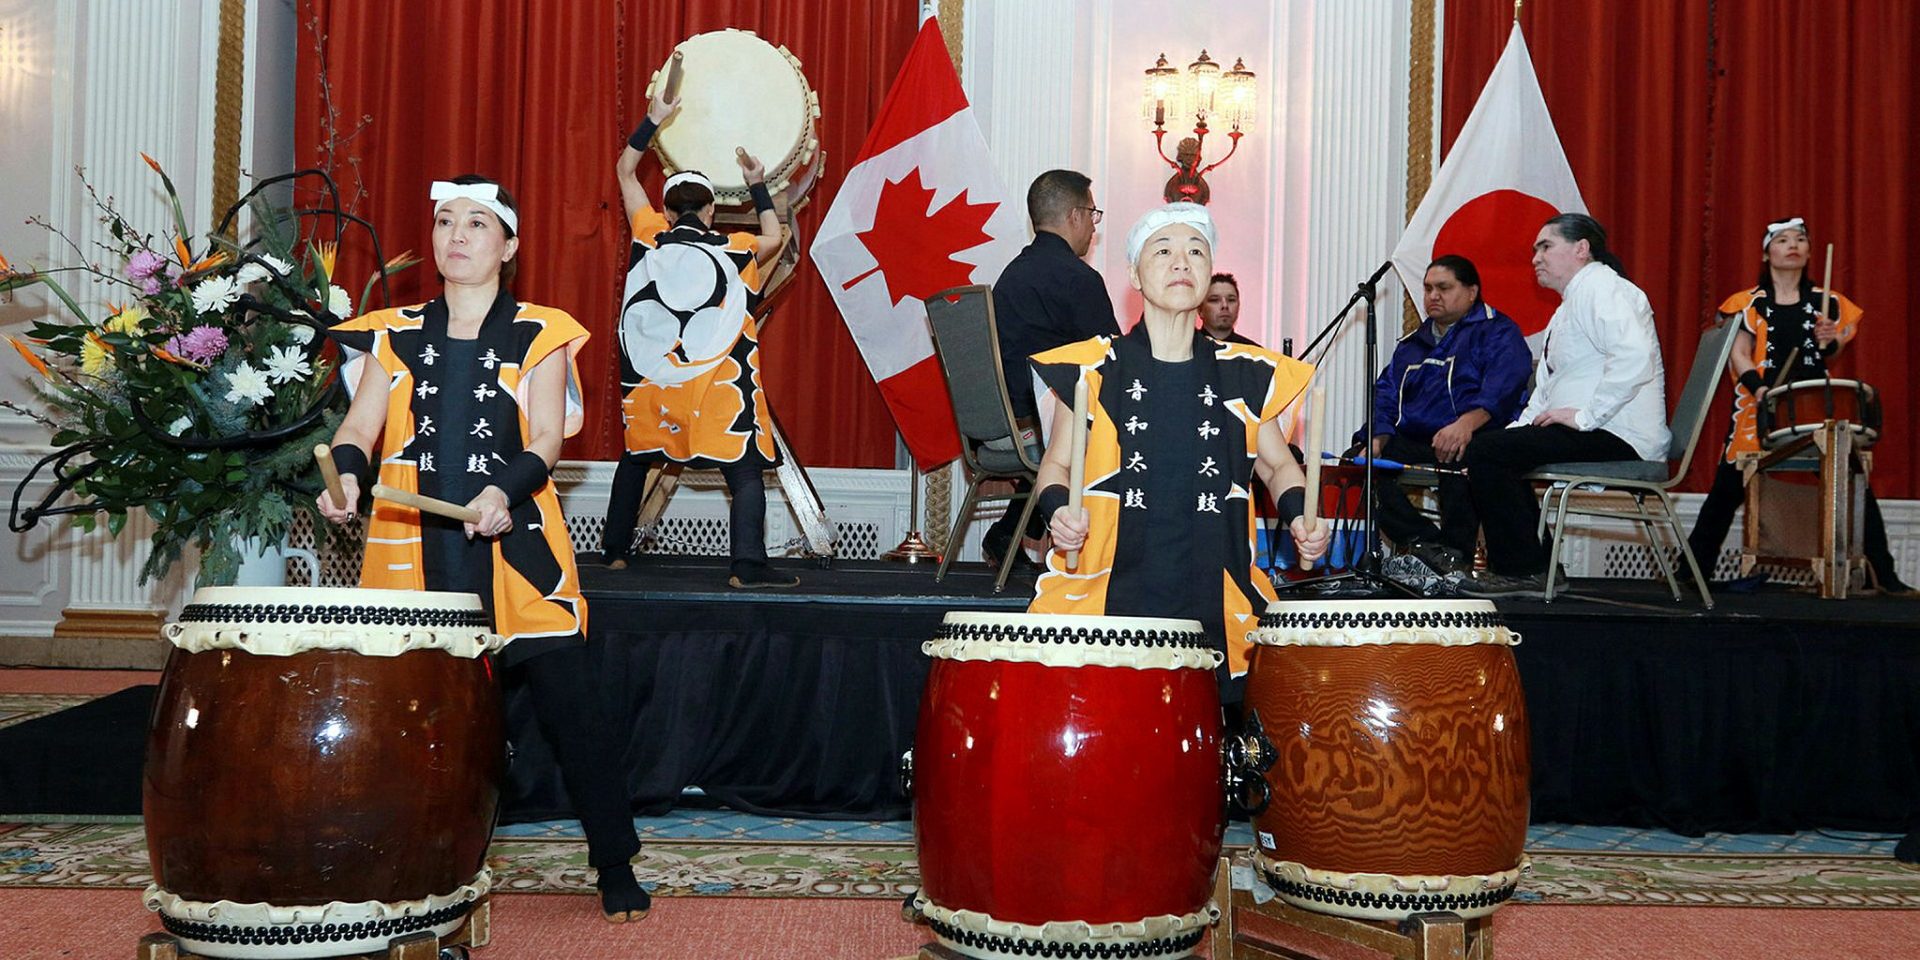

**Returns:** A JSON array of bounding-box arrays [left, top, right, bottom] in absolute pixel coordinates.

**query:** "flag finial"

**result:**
[[1514, 0, 1523, 21]]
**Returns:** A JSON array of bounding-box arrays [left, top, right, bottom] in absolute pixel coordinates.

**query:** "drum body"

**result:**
[[143, 587, 505, 958], [1759, 378, 1881, 450], [647, 29, 821, 210], [1244, 600, 1529, 921], [912, 613, 1225, 960]]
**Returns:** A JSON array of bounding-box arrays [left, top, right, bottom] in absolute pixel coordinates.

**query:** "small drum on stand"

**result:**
[[910, 612, 1225, 960], [647, 28, 823, 304], [1758, 378, 1881, 450], [1243, 599, 1530, 922], [142, 587, 505, 958]]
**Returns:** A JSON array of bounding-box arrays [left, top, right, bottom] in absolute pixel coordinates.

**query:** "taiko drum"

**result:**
[[1244, 599, 1530, 921], [910, 612, 1225, 960], [142, 587, 505, 958]]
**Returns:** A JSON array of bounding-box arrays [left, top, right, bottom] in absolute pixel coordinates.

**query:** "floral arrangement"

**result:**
[[1, 156, 414, 585]]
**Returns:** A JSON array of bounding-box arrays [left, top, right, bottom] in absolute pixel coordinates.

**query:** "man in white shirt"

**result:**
[[1460, 214, 1670, 598]]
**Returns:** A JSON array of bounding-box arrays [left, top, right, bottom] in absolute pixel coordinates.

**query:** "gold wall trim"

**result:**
[[210, 0, 247, 235], [938, 0, 965, 75], [1402, 0, 1438, 332]]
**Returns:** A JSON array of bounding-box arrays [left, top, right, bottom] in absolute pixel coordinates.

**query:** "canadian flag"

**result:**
[[810, 18, 1025, 470], [1389, 23, 1586, 344]]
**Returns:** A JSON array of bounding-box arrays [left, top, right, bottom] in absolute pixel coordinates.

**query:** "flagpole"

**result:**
[[884, 460, 940, 563]]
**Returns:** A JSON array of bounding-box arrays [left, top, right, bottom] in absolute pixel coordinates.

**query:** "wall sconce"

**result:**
[[1143, 51, 1256, 204]]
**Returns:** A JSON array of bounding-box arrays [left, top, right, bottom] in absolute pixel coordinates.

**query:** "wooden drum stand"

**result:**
[[136, 896, 489, 960], [1741, 418, 1871, 599]]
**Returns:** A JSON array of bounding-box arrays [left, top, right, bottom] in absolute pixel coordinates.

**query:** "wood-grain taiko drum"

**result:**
[[142, 587, 506, 958], [1244, 599, 1530, 921], [910, 612, 1225, 960], [1758, 378, 1882, 450]]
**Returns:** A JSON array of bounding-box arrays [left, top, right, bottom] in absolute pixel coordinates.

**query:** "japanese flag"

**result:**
[[1390, 23, 1586, 347], [810, 18, 1025, 470]]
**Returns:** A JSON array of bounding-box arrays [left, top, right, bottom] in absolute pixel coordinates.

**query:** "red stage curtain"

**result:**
[[1442, 1, 1919, 498], [293, 0, 918, 467]]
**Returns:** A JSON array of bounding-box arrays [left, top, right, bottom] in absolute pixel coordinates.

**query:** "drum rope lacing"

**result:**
[[1257, 609, 1504, 631], [1258, 869, 1518, 915], [932, 621, 1213, 650], [926, 917, 1206, 960], [158, 904, 469, 948], [178, 603, 491, 628]]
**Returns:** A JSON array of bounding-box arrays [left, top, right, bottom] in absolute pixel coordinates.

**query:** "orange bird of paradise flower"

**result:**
[[7, 336, 51, 378]]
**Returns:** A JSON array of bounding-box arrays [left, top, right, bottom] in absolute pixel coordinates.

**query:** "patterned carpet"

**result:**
[[5, 816, 1916, 910]]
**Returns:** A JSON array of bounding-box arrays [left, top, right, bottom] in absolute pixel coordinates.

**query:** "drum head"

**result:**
[[648, 29, 819, 204]]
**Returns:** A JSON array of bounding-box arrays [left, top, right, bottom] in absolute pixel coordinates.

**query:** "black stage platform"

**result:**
[[499, 557, 1920, 836]]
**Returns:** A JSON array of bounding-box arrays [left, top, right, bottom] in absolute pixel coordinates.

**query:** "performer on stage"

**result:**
[[1200, 272, 1257, 345], [1367, 255, 1532, 575], [317, 176, 649, 922], [1460, 214, 1670, 599], [1686, 216, 1910, 591], [1031, 203, 1328, 699], [979, 169, 1119, 570], [601, 87, 798, 589]]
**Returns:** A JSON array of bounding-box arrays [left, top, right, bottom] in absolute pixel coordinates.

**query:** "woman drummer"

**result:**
[[316, 176, 651, 922], [1030, 203, 1330, 702], [1686, 216, 1908, 591], [601, 84, 796, 588]]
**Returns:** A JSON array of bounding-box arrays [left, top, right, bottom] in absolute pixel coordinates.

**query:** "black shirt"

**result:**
[[992, 231, 1119, 420]]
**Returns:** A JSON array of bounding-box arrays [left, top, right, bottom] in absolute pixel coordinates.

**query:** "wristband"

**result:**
[[1276, 486, 1306, 528], [1818, 340, 1839, 358], [1738, 369, 1766, 396], [748, 182, 774, 214], [330, 444, 371, 490], [627, 117, 659, 152], [1035, 483, 1071, 521], [497, 450, 551, 506]]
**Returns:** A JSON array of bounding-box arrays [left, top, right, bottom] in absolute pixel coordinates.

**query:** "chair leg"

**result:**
[[993, 485, 1044, 594], [1543, 486, 1575, 602], [1535, 485, 1557, 540], [936, 477, 985, 582], [1631, 494, 1682, 601], [1658, 490, 1715, 610]]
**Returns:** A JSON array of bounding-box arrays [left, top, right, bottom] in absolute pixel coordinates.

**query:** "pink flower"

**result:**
[[163, 326, 230, 364], [125, 249, 166, 280], [137, 273, 165, 296]]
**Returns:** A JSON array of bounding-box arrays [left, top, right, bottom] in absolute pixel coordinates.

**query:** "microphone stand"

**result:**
[[1278, 260, 1414, 598]]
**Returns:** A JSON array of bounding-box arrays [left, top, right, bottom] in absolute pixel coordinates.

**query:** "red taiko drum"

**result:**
[[911, 612, 1225, 959], [142, 587, 505, 958], [1244, 599, 1530, 921], [1758, 378, 1881, 450]]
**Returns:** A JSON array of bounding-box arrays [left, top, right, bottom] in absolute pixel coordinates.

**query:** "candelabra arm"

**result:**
[[1152, 126, 1183, 171], [1198, 128, 1245, 177]]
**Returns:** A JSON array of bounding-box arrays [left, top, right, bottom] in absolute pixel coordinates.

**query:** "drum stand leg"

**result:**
[[135, 897, 490, 959], [1209, 855, 1493, 960]]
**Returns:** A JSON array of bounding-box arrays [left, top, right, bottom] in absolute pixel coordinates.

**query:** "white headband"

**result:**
[[430, 181, 519, 234], [1126, 202, 1217, 265], [1762, 217, 1806, 251], [663, 170, 716, 198]]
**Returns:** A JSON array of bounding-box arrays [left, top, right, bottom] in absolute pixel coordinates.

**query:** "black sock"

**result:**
[[596, 864, 650, 915]]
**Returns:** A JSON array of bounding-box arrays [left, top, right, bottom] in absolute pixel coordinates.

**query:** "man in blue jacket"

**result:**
[[1367, 255, 1532, 573]]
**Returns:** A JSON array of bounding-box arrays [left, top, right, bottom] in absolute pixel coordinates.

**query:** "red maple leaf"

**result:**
[[842, 168, 998, 305]]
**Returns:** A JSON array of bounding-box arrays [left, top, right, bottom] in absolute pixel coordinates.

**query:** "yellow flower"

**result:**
[[103, 305, 149, 336], [315, 241, 339, 284], [80, 332, 114, 376]]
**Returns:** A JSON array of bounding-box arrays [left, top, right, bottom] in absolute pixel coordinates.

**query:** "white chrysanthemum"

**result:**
[[222, 362, 274, 408], [190, 274, 242, 316], [236, 254, 294, 286], [262, 344, 312, 384], [287, 324, 315, 345], [167, 415, 193, 436], [326, 284, 352, 319]]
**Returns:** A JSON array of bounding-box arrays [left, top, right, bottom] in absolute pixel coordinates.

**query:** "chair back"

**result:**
[[1663, 314, 1744, 480], [924, 284, 1023, 452]]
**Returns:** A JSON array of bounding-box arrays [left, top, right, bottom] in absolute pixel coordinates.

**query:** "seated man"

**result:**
[[1460, 214, 1670, 599], [1367, 254, 1531, 574]]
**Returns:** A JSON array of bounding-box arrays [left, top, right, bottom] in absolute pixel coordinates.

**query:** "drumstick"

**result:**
[[662, 51, 685, 103], [1817, 243, 1835, 385], [314, 444, 347, 510], [370, 483, 482, 524], [1065, 378, 1090, 570], [1299, 387, 1326, 571]]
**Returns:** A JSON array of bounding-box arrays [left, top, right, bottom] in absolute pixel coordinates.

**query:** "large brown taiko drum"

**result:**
[[142, 587, 505, 958], [1244, 599, 1530, 921]]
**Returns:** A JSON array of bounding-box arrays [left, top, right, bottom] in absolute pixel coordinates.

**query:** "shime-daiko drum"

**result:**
[[142, 587, 505, 958], [911, 613, 1225, 960], [1244, 599, 1530, 922]]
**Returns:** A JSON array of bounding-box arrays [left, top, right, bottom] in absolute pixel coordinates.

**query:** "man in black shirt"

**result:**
[[981, 169, 1118, 568]]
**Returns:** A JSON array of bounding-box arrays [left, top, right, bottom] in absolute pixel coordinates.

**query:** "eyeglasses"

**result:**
[[1078, 205, 1104, 224]]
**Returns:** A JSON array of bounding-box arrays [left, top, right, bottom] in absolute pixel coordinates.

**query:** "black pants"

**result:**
[[603, 454, 769, 563], [1690, 460, 1905, 586], [516, 645, 642, 869], [1465, 424, 1638, 575], [1371, 433, 1481, 555]]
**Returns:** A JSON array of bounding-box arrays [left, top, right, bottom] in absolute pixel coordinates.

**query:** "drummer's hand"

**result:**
[[1291, 517, 1330, 565], [647, 89, 680, 125], [1531, 407, 1580, 429], [735, 148, 766, 184], [316, 475, 360, 525], [1049, 506, 1090, 552], [1814, 317, 1838, 347], [465, 487, 513, 540]]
